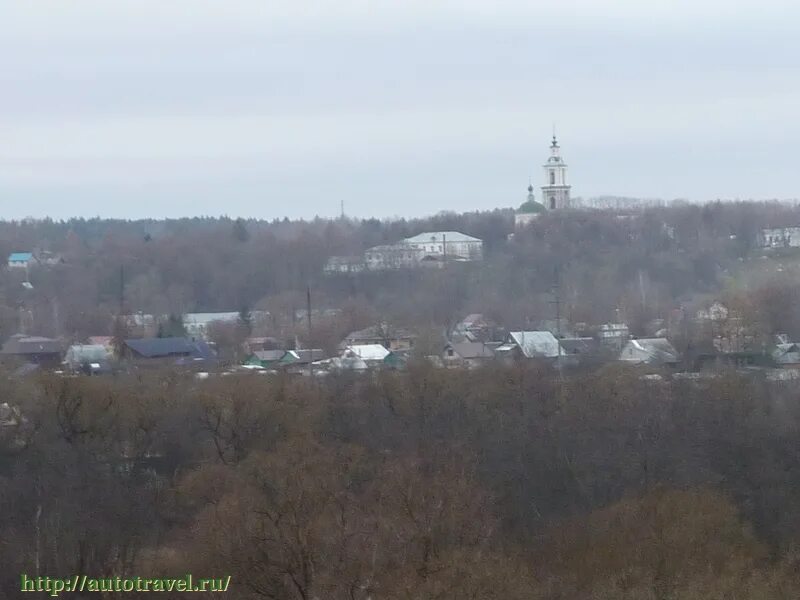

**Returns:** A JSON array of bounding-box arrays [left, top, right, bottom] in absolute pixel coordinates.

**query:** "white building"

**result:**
[[324, 256, 366, 274], [760, 227, 800, 249], [541, 135, 571, 210], [357, 231, 484, 271], [364, 244, 424, 270], [514, 135, 571, 228], [402, 231, 484, 261]]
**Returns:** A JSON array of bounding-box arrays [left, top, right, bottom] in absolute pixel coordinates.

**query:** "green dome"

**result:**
[[518, 199, 546, 214]]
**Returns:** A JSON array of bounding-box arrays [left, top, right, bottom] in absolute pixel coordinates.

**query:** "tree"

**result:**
[[233, 218, 250, 243], [157, 313, 186, 338]]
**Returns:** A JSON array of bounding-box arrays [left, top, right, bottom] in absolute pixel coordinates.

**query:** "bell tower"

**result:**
[[541, 134, 571, 210]]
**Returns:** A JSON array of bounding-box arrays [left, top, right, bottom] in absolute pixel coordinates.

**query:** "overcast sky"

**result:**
[[2, 1, 799, 220]]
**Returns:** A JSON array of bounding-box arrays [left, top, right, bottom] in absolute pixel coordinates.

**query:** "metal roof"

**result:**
[[403, 231, 482, 244], [343, 344, 390, 361], [251, 350, 286, 362], [507, 331, 563, 358], [65, 344, 110, 363], [8, 252, 33, 262], [293, 349, 327, 364], [124, 337, 216, 359], [1, 334, 63, 355], [620, 338, 679, 364]]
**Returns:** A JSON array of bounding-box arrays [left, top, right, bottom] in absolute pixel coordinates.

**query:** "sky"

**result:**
[[2, 0, 800, 220]]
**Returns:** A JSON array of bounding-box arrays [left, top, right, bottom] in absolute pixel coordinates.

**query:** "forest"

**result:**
[[2, 362, 800, 598]]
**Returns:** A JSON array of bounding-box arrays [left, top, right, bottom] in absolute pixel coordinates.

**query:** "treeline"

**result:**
[[2, 364, 800, 597], [2, 201, 800, 342]]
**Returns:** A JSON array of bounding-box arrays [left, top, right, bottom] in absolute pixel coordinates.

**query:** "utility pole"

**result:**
[[306, 286, 313, 377], [340, 199, 345, 220], [550, 265, 564, 379], [119, 265, 125, 317]]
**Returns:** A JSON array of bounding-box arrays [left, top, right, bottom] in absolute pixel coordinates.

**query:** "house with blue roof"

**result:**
[[123, 337, 218, 369], [7, 252, 34, 269]]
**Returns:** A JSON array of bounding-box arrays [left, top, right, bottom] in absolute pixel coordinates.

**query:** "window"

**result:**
[[550, 196, 556, 210], [550, 171, 555, 185]]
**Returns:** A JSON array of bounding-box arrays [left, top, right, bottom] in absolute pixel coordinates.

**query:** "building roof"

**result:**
[[459, 313, 487, 328], [251, 349, 287, 362], [560, 337, 597, 355], [65, 344, 110, 363], [621, 338, 680, 364], [773, 343, 800, 364], [343, 344, 390, 361], [8, 252, 33, 262], [507, 331, 563, 358], [292, 349, 327, 364], [1, 334, 63, 355], [402, 231, 482, 244], [124, 337, 216, 359]]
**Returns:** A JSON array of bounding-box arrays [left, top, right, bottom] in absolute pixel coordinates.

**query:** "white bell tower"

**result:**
[[541, 135, 571, 210]]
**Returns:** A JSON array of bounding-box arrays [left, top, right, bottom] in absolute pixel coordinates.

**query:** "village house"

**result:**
[[331, 344, 393, 371], [495, 331, 565, 361], [7, 252, 34, 270], [772, 337, 800, 368], [63, 344, 113, 375], [244, 349, 287, 369], [0, 334, 64, 368], [6, 251, 64, 270], [451, 313, 504, 343], [559, 337, 600, 358], [342, 324, 417, 351], [598, 323, 630, 350], [244, 348, 326, 370], [123, 337, 217, 368], [619, 338, 680, 367], [441, 341, 495, 368], [759, 227, 800, 249]]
